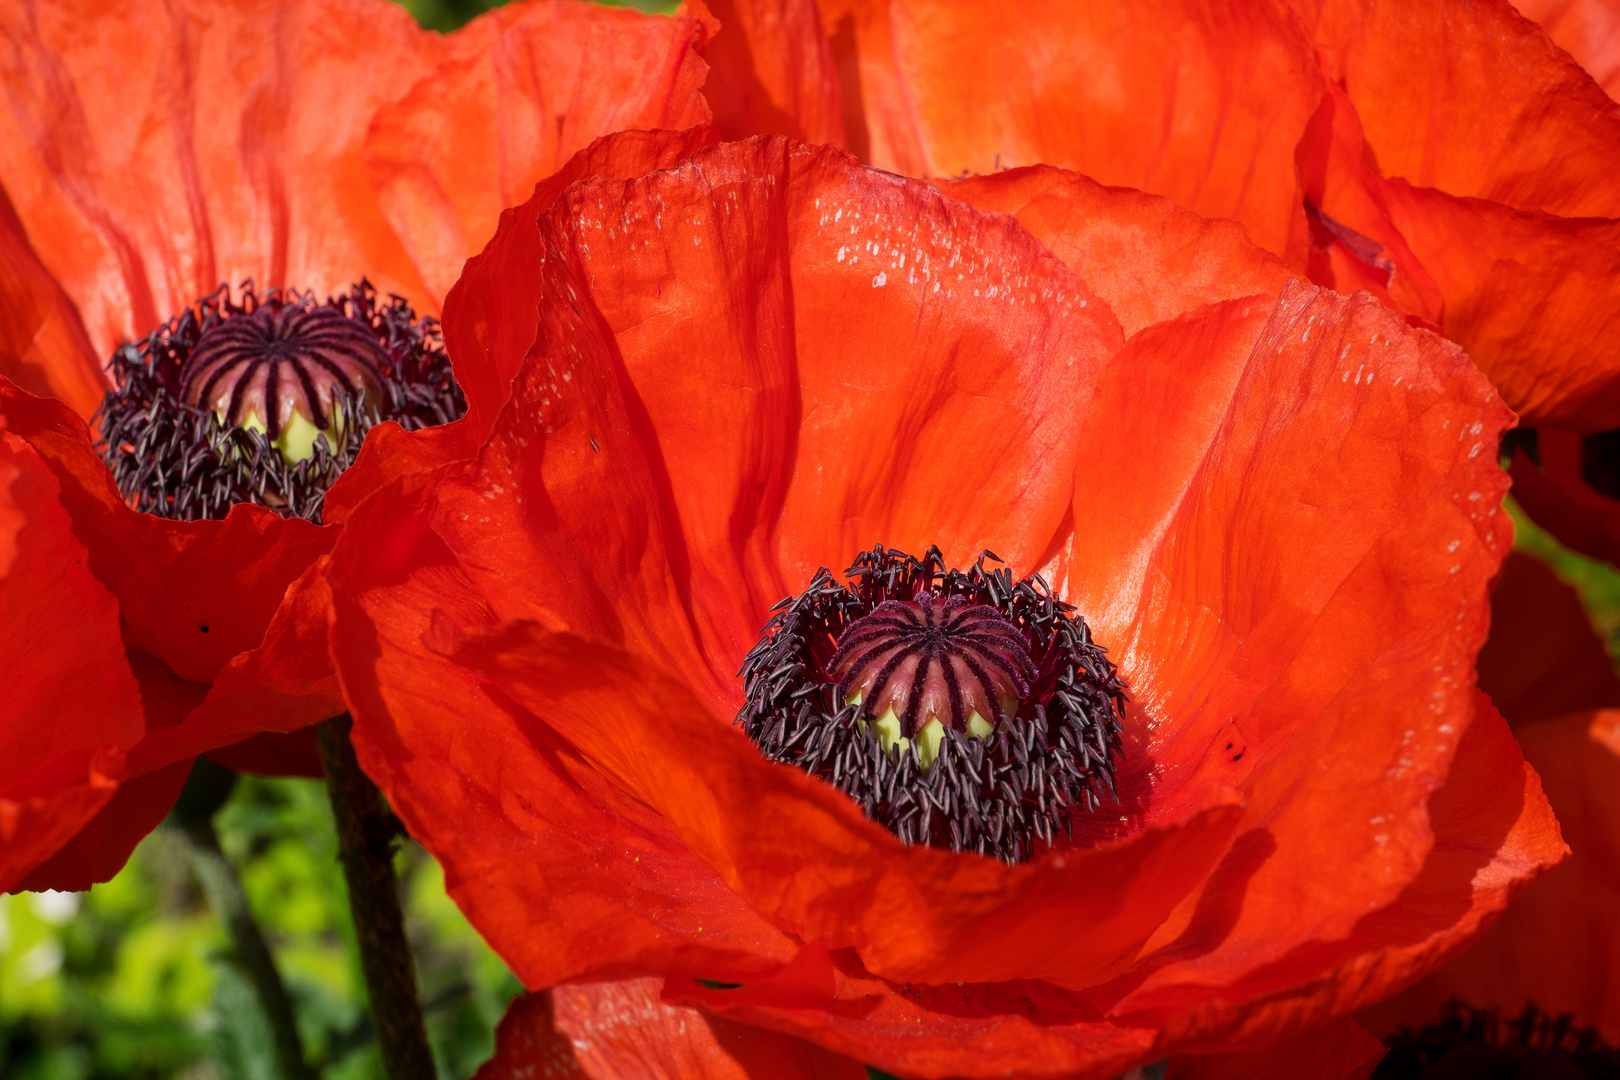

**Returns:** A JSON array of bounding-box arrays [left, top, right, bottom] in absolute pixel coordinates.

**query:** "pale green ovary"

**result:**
[[851, 692, 997, 770]]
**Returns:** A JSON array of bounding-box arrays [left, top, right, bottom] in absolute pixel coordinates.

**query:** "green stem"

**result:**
[[173, 760, 316, 1080], [316, 714, 436, 1080]]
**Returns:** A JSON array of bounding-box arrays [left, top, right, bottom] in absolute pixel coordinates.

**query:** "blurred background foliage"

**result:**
[[0, 775, 521, 1079]]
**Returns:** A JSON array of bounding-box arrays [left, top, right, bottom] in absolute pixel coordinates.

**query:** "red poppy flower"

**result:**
[[0, 0, 713, 892], [313, 133, 1563, 1078], [1363, 550, 1620, 1045], [690, 0, 1620, 435]]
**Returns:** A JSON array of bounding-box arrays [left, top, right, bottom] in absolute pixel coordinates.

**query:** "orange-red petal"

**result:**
[[364, 0, 713, 304], [0, 185, 104, 420], [812, 0, 1320, 258], [939, 165, 1297, 337], [1514, 0, 1620, 100], [476, 980, 867, 1080], [0, 425, 141, 891], [1359, 708, 1620, 1042], [689, 0, 846, 148]]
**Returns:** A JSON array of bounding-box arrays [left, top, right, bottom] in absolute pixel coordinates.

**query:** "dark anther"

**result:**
[[1374, 999, 1619, 1079], [1582, 429, 1620, 500], [736, 544, 1128, 864], [95, 282, 465, 524], [181, 304, 386, 441]]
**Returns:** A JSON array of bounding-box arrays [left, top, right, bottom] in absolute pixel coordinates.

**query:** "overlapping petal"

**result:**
[[1363, 544, 1620, 1043], [1515, 0, 1620, 100], [0, 429, 140, 892], [0, 0, 714, 388], [0, 0, 719, 888], [696, 0, 1620, 428], [313, 135, 1555, 1077]]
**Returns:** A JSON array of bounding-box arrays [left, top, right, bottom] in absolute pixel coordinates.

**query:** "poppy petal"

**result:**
[[441, 136, 1118, 702], [1476, 551, 1620, 726], [0, 184, 104, 420], [0, 425, 140, 891], [814, 0, 1323, 257], [0, 0, 452, 350], [1127, 693, 1565, 1049], [475, 980, 868, 1080], [1056, 281, 1521, 1009], [441, 126, 721, 440], [364, 0, 713, 304], [939, 165, 1297, 336], [1513, 0, 1620, 101], [691, 0, 847, 148], [0, 382, 336, 684], [1376, 178, 1620, 430], [1359, 707, 1619, 1042], [434, 619, 1247, 990], [327, 482, 802, 989], [125, 559, 345, 776], [1296, 0, 1620, 220], [666, 947, 1158, 1079]]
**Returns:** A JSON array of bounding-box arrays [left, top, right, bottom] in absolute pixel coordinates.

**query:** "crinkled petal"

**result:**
[[1130, 694, 1565, 1049], [0, 382, 335, 683], [1295, 0, 1620, 220], [364, 0, 713, 304], [475, 980, 867, 1080], [0, 426, 140, 891], [689, 0, 846, 148], [441, 127, 720, 440], [814, 0, 1322, 258], [326, 485, 800, 989], [0, 0, 447, 349], [1051, 280, 1519, 1013], [1477, 551, 1620, 726], [0, 184, 103, 420], [939, 165, 1297, 336], [1360, 708, 1619, 1042], [1376, 179, 1620, 430], [431, 621, 1245, 990]]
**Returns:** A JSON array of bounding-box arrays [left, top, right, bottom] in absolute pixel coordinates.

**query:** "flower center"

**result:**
[[180, 304, 386, 461], [737, 544, 1127, 863], [97, 283, 464, 523], [830, 593, 1033, 766]]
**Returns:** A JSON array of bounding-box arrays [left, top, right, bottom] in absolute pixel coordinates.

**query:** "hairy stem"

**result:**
[[173, 760, 316, 1080], [317, 714, 436, 1080]]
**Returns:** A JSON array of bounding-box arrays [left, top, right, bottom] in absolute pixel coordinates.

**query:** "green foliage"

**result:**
[[391, 0, 675, 33], [0, 775, 522, 1079]]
